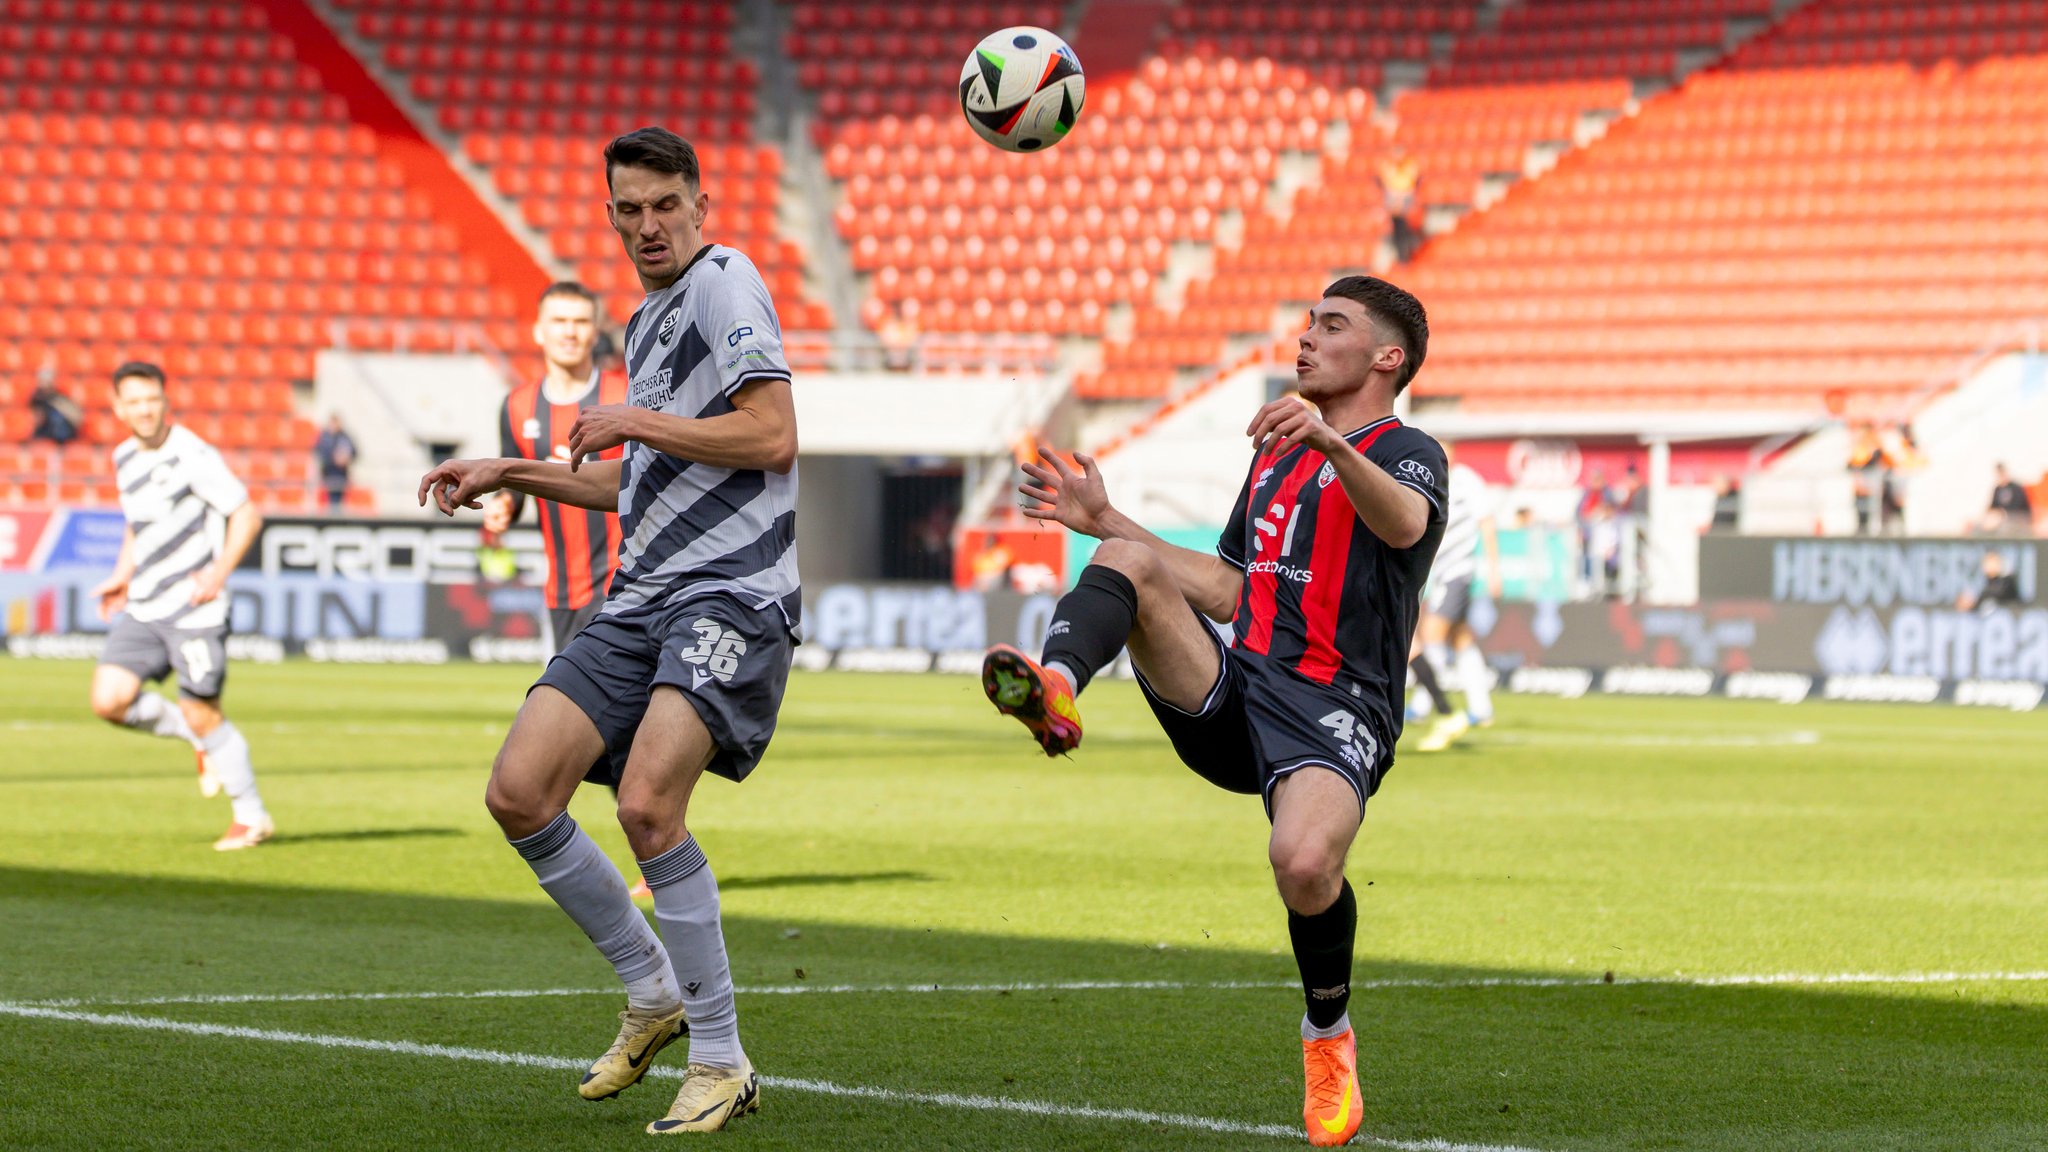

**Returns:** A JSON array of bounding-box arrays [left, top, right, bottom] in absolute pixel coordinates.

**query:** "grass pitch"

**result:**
[[1, 659, 2044, 1151]]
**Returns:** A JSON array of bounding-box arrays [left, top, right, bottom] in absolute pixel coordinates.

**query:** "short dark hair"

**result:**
[[537, 281, 601, 315], [603, 127, 700, 191], [110, 360, 166, 393], [1322, 275, 1428, 393]]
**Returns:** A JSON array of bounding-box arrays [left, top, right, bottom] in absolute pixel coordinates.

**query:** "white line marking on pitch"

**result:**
[[0, 1002, 1547, 1152], [1481, 731, 1821, 748], [23, 970, 2048, 1009]]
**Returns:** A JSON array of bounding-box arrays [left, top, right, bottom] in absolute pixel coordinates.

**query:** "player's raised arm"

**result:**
[[1021, 447, 1240, 622], [418, 456, 622, 516], [567, 378, 796, 475], [1245, 397, 1433, 549]]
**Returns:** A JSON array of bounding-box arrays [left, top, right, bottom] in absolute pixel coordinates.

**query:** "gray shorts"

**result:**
[[535, 592, 793, 786], [1427, 576, 1473, 627], [101, 614, 230, 700]]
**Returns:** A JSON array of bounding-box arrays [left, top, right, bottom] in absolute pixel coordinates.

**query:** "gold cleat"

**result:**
[[647, 1061, 759, 1134], [579, 1004, 687, 1101]]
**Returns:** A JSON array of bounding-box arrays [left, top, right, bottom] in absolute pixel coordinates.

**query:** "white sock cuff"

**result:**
[[508, 811, 579, 862]]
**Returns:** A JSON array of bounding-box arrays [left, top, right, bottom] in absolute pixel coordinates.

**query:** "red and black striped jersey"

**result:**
[[1217, 416, 1448, 732], [499, 373, 629, 611]]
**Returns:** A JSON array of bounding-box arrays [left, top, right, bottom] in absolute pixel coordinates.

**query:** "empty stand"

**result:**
[[334, 0, 831, 330], [0, 0, 543, 510], [1409, 0, 2048, 413]]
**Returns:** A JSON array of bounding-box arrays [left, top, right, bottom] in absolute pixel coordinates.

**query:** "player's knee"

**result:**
[[612, 794, 683, 860], [1269, 841, 1344, 911], [483, 761, 550, 838], [179, 699, 221, 737], [1089, 538, 1167, 589], [89, 691, 131, 724]]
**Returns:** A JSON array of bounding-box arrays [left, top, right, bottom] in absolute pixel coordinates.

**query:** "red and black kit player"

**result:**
[[980, 276, 1447, 1147], [487, 281, 630, 653]]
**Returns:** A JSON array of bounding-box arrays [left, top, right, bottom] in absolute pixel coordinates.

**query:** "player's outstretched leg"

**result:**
[[1270, 768, 1366, 1147], [984, 541, 1222, 754], [486, 687, 685, 1100], [620, 688, 758, 1134], [90, 663, 212, 793]]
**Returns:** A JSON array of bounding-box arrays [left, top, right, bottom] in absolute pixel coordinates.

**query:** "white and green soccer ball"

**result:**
[[958, 26, 1085, 152]]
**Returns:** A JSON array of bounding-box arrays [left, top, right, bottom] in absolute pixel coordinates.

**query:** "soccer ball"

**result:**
[[958, 26, 1084, 152]]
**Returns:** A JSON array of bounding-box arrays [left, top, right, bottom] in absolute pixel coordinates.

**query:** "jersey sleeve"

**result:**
[[1216, 453, 1258, 570], [1382, 432, 1449, 524], [703, 258, 792, 397], [189, 441, 250, 515]]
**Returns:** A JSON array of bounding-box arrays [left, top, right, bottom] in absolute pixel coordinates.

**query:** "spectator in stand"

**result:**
[[1978, 463, 2034, 536], [313, 414, 356, 513], [29, 370, 84, 445], [1376, 151, 1425, 265], [1848, 423, 1885, 534], [1956, 549, 2024, 612], [1708, 473, 1742, 532], [1878, 424, 1923, 533]]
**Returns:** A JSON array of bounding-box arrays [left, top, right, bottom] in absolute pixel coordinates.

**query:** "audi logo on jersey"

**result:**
[[1397, 459, 1435, 487]]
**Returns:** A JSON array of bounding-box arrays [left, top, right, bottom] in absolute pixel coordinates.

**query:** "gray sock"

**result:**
[[511, 813, 680, 1012], [122, 692, 198, 746], [200, 721, 268, 826], [641, 835, 746, 1070]]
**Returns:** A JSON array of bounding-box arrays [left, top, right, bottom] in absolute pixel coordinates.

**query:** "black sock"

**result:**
[[1288, 879, 1356, 1030], [1410, 654, 1453, 716], [1038, 564, 1138, 695]]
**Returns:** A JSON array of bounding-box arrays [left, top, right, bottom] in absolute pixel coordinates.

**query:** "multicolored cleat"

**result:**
[[647, 1061, 759, 1134], [981, 644, 1083, 756], [580, 1004, 687, 1101], [212, 817, 273, 851], [1302, 1029, 1362, 1147]]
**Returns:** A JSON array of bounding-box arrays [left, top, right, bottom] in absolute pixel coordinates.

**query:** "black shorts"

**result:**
[[547, 600, 605, 660], [1136, 627, 1393, 822], [535, 591, 793, 787], [1427, 576, 1473, 627], [101, 614, 229, 700]]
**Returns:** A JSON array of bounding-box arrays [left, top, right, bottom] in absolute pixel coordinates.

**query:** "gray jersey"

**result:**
[[113, 424, 249, 628], [606, 244, 800, 628], [1432, 463, 1491, 586]]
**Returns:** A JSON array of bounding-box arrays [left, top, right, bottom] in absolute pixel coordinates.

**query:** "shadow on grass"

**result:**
[[0, 866, 2043, 1152], [267, 827, 467, 846], [718, 870, 933, 892]]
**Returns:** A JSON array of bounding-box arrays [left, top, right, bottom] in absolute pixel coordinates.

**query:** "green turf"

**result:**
[[1, 659, 2043, 1150]]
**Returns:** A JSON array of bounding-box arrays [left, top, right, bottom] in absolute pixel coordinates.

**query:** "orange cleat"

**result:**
[[981, 645, 1083, 756], [628, 877, 652, 900], [1302, 1029, 1361, 1147]]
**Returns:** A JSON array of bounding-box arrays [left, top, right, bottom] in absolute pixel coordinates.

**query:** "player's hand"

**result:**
[[482, 492, 514, 535], [91, 576, 128, 621], [417, 458, 502, 515], [1019, 446, 1112, 537], [565, 404, 642, 470], [189, 565, 226, 606], [1245, 396, 1343, 457]]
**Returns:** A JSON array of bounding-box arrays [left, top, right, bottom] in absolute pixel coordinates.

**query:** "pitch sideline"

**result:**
[[0, 1001, 1547, 1152], [19, 968, 2048, 1009]]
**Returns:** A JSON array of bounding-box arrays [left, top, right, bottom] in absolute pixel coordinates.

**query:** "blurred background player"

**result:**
[[484, 280, 645, 896], [485, 281, 629, 656], [419, 127, 798, 1135], [982, 277, 1445, 1147], [87, 361, 273, 850], [1413, 443, 1499, 753]]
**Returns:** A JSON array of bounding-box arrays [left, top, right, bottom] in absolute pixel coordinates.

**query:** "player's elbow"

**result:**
[[763, 430, 798, 475]]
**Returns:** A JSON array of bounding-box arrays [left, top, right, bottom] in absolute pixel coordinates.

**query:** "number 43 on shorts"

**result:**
[[1320, 709, 1378, 773]]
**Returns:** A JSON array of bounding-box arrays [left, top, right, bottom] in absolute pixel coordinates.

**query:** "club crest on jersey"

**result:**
[[1318, 461, 1337, 489], [656, 308, 681, 346], [522, 418, 540, 441], [1398, 459, 1435, 486]]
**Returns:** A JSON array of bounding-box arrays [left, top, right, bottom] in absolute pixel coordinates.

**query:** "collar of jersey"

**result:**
[[1339, 415, 1400, 441]]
